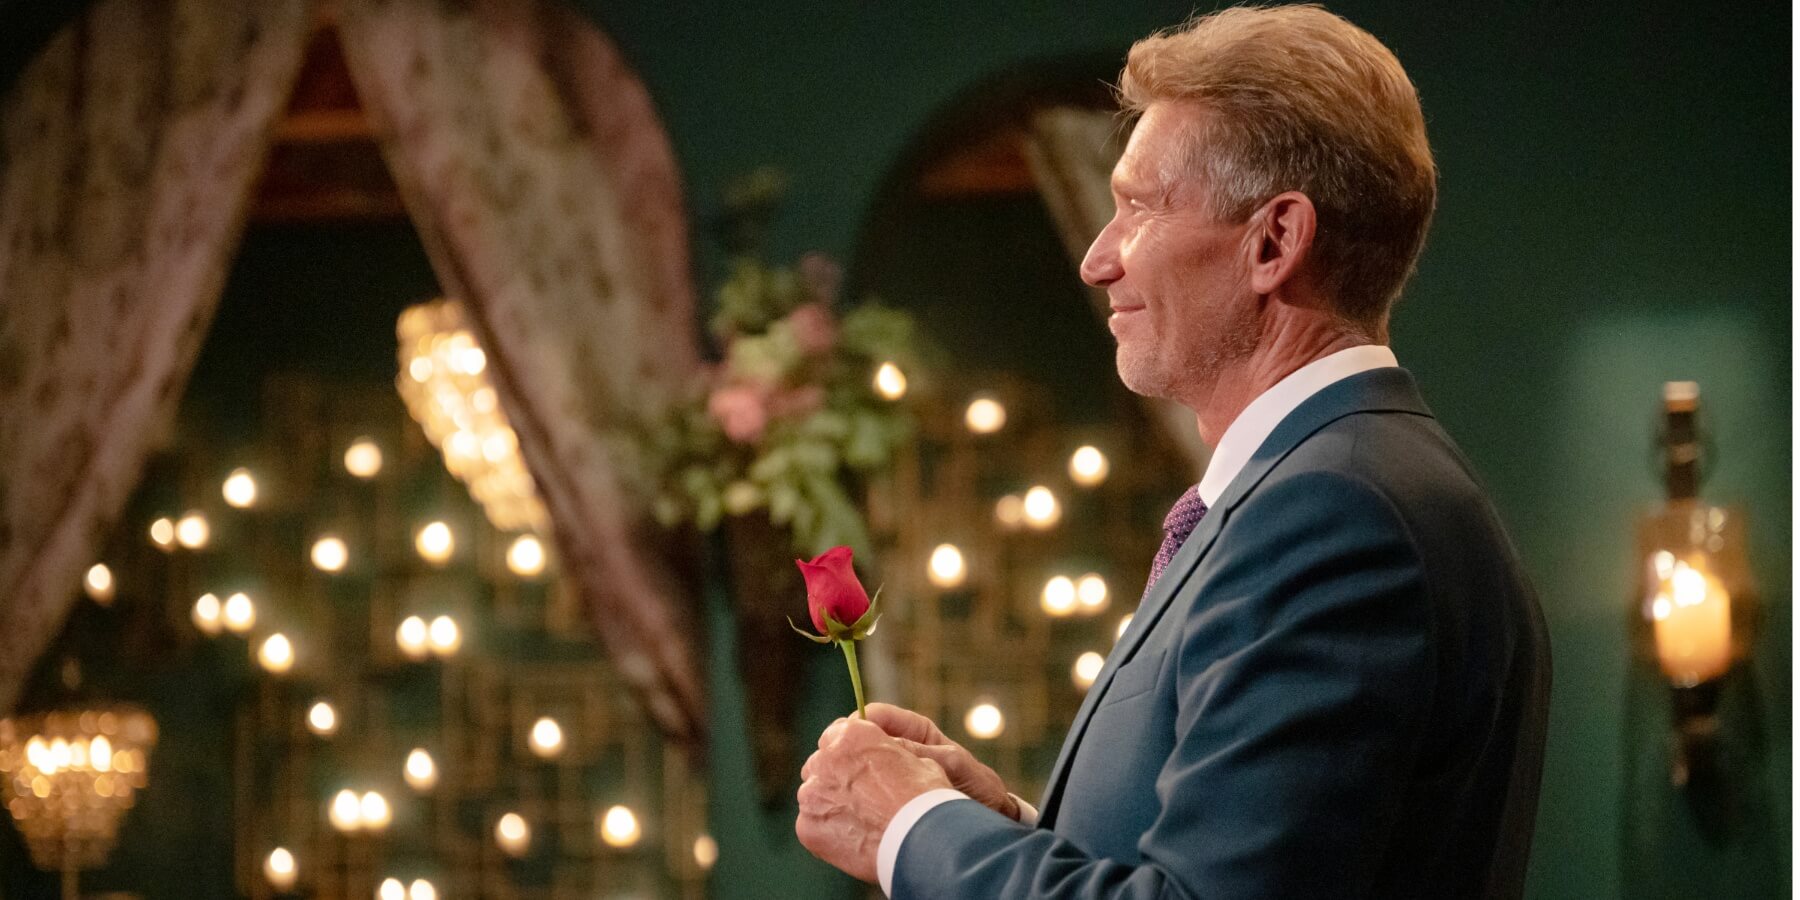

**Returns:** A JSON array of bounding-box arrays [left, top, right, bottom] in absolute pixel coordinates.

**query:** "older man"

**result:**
[[796, 5, 1551, 899]]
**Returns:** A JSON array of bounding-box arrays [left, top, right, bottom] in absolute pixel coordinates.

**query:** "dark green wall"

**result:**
[[0, 2, 1788, 898]]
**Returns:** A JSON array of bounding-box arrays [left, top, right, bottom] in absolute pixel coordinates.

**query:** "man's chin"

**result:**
[[1114, 355, 1174, 401]]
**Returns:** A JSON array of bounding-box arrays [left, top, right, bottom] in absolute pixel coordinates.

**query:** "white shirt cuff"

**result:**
[[878, 788, 967, 896], [1010, 793, 1039, 827]]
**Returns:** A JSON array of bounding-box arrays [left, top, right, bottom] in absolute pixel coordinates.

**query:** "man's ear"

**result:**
[[1244, 191, 1316, 296]]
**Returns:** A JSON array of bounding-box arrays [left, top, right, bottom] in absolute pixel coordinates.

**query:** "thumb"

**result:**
[[867, 703, 947, 745], [895, 737, 962, 771]]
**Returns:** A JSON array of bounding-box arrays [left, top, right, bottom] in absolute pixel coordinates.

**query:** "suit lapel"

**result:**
[[1036, 502, 1225, 825], [1035, 367, 1434, 826]]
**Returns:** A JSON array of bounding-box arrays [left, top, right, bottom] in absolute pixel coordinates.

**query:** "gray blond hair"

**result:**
[[1121, 4, 1438, 327]]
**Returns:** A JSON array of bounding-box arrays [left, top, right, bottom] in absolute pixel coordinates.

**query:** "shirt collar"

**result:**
[[1195, 344, 1400, 506]]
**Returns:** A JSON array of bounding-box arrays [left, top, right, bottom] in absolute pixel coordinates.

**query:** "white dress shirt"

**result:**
[[875, 344, 1401, 897]]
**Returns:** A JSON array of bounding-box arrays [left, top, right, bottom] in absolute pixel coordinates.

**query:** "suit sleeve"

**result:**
[[892, 469, 1434, 900]]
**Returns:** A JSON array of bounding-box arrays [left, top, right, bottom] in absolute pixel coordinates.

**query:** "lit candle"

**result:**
[[149, 517, 176, 551], [873, 362, 907, 400], [427, 615, 461, 657], [1040, 576, 1076, 617], [1076, 574, 1109, 613], [495, 812, 530, 856], [1650, 558, 1732, 686], [396, 616, 430, 661], [306, 701, 338, 736], [506, 535, 546, 577], [1072, 652, 1105, 689], [311, 536, 348, 573], [192, 593, 223, 635], [993, 495, 1024, 530], [692, 834, 718, 870], [598, 804, 641, 848], [359, 791, 391, 831], [927, 544, 966, 589], [964, 703, 1004, 740], [84, 564, 115, 605], [223, 468, 258, 508], [415, 522, 454, 565], [528, 717, 563, 759], [329, 789, 363, 832], [1068, 446, 1110, 487], [344, 438, 383, 479], [264, 847, 297, 891], [222, 592, 256, 634], [1022, 486, 1060, 529], [175, 512, 211, 549], [258, 633, 294, 675], [964, 396, 1006, 434], [404, 749, 437, 791]]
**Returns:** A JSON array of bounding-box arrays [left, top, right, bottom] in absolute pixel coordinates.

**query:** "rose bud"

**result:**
[[796, 546, 871, 637]]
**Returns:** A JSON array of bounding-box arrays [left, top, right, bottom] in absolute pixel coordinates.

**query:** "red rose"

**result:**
[[789, 545, 883, 718], [796, 546, 871, 635]]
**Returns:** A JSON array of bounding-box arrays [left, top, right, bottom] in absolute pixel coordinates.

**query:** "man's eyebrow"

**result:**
[[1111, 170, 1144, 198]]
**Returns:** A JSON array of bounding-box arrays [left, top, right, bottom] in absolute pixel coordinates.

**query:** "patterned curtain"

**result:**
[[336, 0, 707, 747], [1024, 107, 1211, 476], [0, 0, 313, 715]]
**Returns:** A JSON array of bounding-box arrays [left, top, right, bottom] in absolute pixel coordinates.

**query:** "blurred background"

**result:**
[[0, 1, 1787, 899]]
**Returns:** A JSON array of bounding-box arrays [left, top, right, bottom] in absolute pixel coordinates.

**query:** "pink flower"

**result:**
[[787, 303, 837, 356], [796, 546, 871, 634], [708, 384, 768, 444]]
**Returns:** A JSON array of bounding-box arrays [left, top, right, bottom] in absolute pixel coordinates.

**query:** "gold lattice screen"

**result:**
[[81, 375, 709, 900]]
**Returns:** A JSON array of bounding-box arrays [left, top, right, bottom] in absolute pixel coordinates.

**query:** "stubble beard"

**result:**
[[1114, 303, 1260, 405]]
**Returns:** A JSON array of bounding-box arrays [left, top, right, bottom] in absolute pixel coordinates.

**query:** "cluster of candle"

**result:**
[[106, 409, 698, 892], [492, 804, 645, 858], [0, 708, 158, 871], [328, 789, 392, 832], [395, 615, 463, 661], [396, 300, 548, 534], [1040, 574, 1110, 617]]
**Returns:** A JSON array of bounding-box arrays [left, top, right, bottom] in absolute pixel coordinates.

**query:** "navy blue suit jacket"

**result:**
[[894, 368, 1551, 899]]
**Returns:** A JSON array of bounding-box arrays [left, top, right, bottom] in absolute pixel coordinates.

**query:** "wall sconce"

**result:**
[[1631, 382, 1758, 795]]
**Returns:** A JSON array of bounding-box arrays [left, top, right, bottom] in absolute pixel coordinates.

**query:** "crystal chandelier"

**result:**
[[396, 299, 549, 534], [0, 705, 158, 877]]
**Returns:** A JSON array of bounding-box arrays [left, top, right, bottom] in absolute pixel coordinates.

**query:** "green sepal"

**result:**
[[800, 585, 887, 645], [848, 586, 884, 640], [821, 610, 856, 643], [786, 616, 834, 644]]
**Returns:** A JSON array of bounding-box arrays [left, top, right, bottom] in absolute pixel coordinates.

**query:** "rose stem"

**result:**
[[839, 639, 868, 719]]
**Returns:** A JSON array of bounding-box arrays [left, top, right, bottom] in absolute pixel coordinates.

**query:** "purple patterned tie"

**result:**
[[1145, 485, 1209, 597]]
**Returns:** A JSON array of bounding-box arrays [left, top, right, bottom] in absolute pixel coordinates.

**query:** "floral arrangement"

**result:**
[[644, 251, 924, 558]]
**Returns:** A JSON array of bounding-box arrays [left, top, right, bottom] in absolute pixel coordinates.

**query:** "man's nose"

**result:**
[[1080, 224, 1123, 288]]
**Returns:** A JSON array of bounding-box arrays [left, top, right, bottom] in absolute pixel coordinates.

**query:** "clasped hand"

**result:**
[[796, 703, 1021, 883]]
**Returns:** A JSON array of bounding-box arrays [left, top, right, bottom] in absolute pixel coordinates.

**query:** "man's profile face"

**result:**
[[1079, 102, 1259, 406]]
